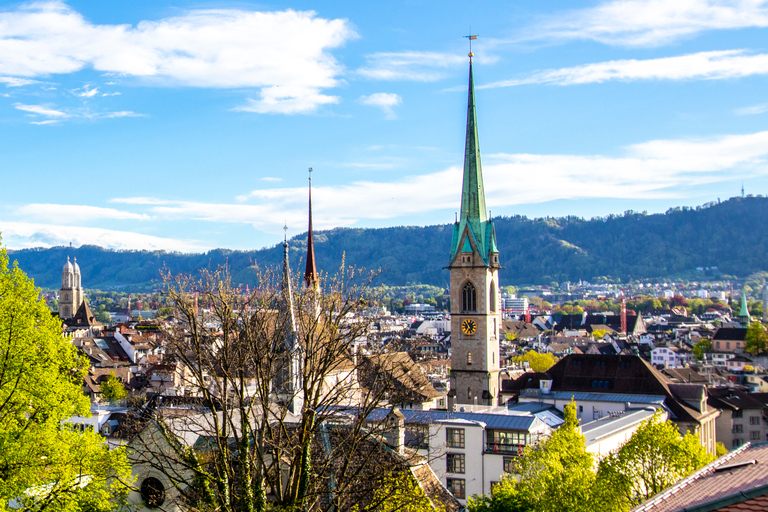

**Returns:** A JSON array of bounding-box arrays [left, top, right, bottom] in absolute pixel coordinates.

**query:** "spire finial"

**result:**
[[464, 33, 477, 60], [283, 223, 288, 245]]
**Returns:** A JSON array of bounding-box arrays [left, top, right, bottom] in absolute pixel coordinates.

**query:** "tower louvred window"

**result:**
[[462, 282, 477, 312]]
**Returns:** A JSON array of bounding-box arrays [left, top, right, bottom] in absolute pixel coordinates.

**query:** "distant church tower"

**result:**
[[60, 256, 84, 320], [448, 50, 502, 407]]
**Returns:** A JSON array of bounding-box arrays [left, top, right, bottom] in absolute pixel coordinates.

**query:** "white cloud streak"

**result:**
[[735, 103, 768, 115], [0, 2, 356, 114], [357, 51, 467, 81], [112, 130, 768, 233], [359, 92, 401, 119], [11, 130, 768, 250], [0, 76, 38, 86], [0, 221, 208, 252], [15, 103, 67, 117], [16, 204, 152, 223], [529, 0, 768, 47], [481, 50, 768, 88]]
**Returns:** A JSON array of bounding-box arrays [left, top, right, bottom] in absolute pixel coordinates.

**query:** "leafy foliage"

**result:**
[[512, 351, 557, 372], [468, 403, 598, 512], [468, 408, 712, 512], [596, 413, 713, 510], [692, 338, 712, 360], [745, 321, 768, 355], [100, 372, 127, 404], [0, 239, 131, 511]]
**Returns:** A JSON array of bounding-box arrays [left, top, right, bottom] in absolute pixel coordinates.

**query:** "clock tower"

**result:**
[[448, 52, 501, 408]]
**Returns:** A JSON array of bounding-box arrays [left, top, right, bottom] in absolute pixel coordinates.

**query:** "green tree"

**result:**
[[468, 402, 599, 512], [100, 372, 127, 404], [745, 321, 768, 356], [513, 350, 557, 372], [692, 339, 712, 360], [0, 240, 131, 511], [592, 329, 610, 340], [596, 413, 712, 510]]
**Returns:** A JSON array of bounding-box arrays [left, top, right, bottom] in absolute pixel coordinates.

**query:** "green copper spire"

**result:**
[[739, 291, 750, 320], [451, 56, 496, 264]]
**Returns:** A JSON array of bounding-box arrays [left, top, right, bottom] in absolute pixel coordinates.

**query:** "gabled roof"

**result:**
[[713, 327, 748, 341], [507, 354, 714, 424], [632, 442, 768, 512], [707, 388, 766, 411]]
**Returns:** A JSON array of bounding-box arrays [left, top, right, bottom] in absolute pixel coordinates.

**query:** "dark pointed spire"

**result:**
[[304, 168, 319, 290], [282, 224, 297, 335]]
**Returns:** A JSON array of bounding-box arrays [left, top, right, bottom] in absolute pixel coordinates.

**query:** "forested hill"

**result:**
[[8, 196, 768, 290]]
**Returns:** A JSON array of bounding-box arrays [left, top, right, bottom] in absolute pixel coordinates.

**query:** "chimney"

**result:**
[[384, 407, 406, 455]]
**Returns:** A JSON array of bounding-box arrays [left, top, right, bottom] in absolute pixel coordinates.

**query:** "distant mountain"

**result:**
[[7, 196, 768, 290]]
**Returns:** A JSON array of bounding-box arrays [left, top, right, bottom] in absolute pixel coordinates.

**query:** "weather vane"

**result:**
[[464, 33, 478, 59]]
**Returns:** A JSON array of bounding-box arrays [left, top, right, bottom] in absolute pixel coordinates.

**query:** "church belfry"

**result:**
[[448, 49, 501, 407], [60, 256, 84, 320]]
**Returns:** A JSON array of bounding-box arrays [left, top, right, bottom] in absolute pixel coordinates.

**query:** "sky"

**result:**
[[1, 0, 768, 252]]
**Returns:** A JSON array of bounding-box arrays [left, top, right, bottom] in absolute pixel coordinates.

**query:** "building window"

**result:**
[[140, 477, 166, 509], [750, 416, 760, 425], [487, 430, 527, 453], [468, 387, 472, 401], [447, 453, 465, 474], [467, 352, 472, 365], [733, 438, 743, 448], [447, 478, 465, 499], [733, 424, 744, 434], [490, 282, 497, 312], [733, 410, 743, 418], [726, 342, 731, 350], [751, 431, 761, 440], [462, 282, 477, 312], [503, 456, 514, 473], [447, 428, 465, 449]]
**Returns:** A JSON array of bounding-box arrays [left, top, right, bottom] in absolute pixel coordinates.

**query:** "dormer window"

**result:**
[[462, 282, 477, 312]]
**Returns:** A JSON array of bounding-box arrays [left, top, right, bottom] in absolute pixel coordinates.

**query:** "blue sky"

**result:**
[[1, 0, 768, 252]]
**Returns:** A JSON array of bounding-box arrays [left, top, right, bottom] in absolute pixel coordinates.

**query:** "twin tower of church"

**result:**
[[448, 52, 502, 408]]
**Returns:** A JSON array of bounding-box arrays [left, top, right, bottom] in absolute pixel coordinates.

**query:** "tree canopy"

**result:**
[[512, 351, 557, 373], [468, 407, 712, 512], [0, 240, 131, 511], [745, 321, 768, 356]]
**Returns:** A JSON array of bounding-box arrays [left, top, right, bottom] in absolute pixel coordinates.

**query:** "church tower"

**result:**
[[448, 51, 501, 407], [59, 256, 83, 320]]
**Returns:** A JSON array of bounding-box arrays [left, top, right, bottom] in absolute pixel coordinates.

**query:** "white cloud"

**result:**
[[481, 50, 768, 88], [16, 204, 152, 223], [15, 103, 68, 117], [261, 177, 282, 182], [357, 51, 467, 81], [101, 91, 121, 96], [0, 76, 38, 86], [359, 92, 401, 119], [0, 221, 208, 252], [29, 119, 60, 125], [73, 85, 99, 97], [530, 0, 768, 47], [96, 111, 143, 118], [0, 2, 356, 114], [138, 130, 768, 233], [735, 103, 768, 115]]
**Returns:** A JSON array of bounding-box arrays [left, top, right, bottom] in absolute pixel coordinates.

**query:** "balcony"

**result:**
[[486, 443, 525, 455]]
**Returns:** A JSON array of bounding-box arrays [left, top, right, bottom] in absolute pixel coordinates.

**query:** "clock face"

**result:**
[[461, 318, 477, 335]]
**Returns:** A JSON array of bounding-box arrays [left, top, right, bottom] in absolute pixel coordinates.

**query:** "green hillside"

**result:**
[[7, 196, 768, 290]]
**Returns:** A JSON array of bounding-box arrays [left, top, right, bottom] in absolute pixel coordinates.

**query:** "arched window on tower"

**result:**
[[467, 352, 472, 365], [462, 282, 476, 312], [490, 281, 497, 312]]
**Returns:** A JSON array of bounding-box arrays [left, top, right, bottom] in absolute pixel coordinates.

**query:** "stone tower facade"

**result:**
[[59, 256, 84, 320], [448, 55, 501, 408]]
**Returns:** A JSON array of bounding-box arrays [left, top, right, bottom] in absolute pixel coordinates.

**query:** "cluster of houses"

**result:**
[[42, 54, 768, 512]]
